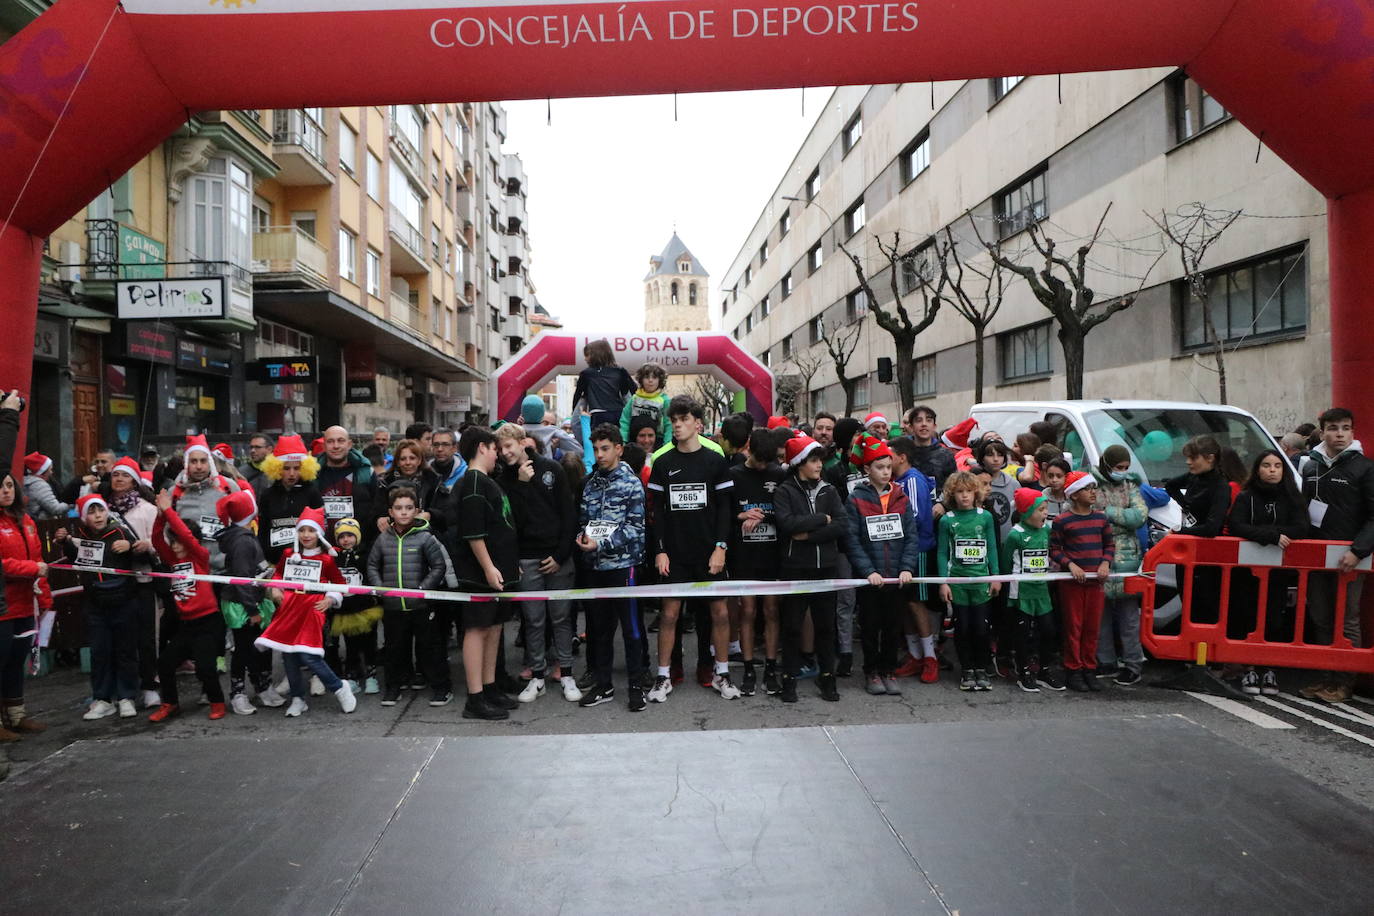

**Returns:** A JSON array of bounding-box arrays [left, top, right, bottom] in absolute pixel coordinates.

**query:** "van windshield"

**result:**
[[1082, 407, 1277, 484]]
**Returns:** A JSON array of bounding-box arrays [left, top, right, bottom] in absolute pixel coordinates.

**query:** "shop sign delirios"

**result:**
[[117, 276, 226, 320]]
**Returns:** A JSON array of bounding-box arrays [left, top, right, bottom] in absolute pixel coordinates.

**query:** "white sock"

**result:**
[[657, 666, 671, 679], [729, 640, 741, 655], [715, 661, 729, 676], [921, 636, 935, 658], [905, 634, 921, 657]]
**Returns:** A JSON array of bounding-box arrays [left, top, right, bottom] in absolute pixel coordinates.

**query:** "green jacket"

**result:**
[[937, 507, 999, 605], [1093, 471, 1147, 599], [1001, 523, 1053, 616]]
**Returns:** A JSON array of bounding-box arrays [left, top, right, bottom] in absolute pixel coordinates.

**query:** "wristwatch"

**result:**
[[714, 541, 728, 550]]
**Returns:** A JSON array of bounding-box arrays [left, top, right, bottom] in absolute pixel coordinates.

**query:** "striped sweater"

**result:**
[[1049, 510, 1115, 571]]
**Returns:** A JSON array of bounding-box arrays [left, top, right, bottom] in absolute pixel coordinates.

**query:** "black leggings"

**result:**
[[1014, 610, 1059, 672], [781, 573, 837, 678], [230, 623, 270, 696], [160, 614, 226, 705], [857, 586, 903, 676], [134, 585, 159, 691], [953, 602, 992, 671], [0, 617, 33, 701]]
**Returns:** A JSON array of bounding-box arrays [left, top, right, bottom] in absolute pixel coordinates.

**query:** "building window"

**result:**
[[782, 335, 793, 359], [992, 75, 1025, 101], [781, 273, 793, 299], [339, 227, 357, 283], [999, 321, 1053, 381], [746, 313, 754, 333], [394, 104, 424, 153], [761, 350, 771, 368], [810, 388, 826, 417], [780, 210, 791, 237], [366, 152, 382, 201], [842, 112, 863, 154], [900, 131, 931, 184], [1173, 74, 1229, 143], [901, 243, 933, 294], [431, 223, 441, 261], [808, 243, 823, 274], [914, 354, 936, 398], [846, 288, 869, 322], [365, 247, 380, 297], [183, 158, 251, 273], [759, 240, 769, 265], [853, 376, 870, 409], [679, 259, 691, 273], [745, 265, 753, 286], [845, 198, 866, 237], [760, 295, 771, 318], [809, 315, 823, 345], [995, 168, 1047, 240], [1179, 247, 1307, 350], [805, 168, 820, 201], [689, 282, 698, 306], [671, 281, 680, 305], [340, 122, 358, 175], [733, 326, 741, 340]]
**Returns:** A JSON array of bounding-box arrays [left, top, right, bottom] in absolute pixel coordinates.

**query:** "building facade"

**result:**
[[7, 7, 534, 474], [720, 74, 1328, 434]]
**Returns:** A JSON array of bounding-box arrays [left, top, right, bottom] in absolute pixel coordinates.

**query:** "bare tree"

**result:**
[[930, 218, 1008, 403], [840, 232, 944, 414], [774, 373, 804, 419], [1146, 203, 1243, 403], [817, 316, 863, 417], [785, 344, 825, 422], [692, 375, 733, 430], [973, 203, 1164, 399]]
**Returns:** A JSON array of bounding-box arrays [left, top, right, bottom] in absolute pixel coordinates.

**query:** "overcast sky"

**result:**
[[503, 89, 827, 333]]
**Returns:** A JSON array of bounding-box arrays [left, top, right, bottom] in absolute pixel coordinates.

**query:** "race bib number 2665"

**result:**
[[669, 483, 706, 510]]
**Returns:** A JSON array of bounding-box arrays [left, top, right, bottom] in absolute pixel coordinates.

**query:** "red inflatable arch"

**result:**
[[491, 332, 772, 422], [3, 0, 1373, 444]]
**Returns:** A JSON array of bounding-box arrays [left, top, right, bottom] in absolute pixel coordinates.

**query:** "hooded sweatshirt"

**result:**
[[774, 473, 849, 574], [170, 471, 241, 573], [1300, 440, 1374, 556], [579, 460, 646, 572]]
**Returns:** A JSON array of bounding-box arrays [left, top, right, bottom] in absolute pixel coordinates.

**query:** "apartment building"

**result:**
[[721, 74, 1328, 434]]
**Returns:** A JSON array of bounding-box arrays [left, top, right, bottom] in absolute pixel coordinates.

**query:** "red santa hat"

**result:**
[[767, 415, 792, 431], [139, 469, 154, 488], [862, 412, 889, 430], [110, 457, 142, 482], [77, 493, 108, 516], [211, 442, 234, 462], [22, 452, 51, 476], [183, 434, 212, 461], [216, 490, 258, 528], [295, 505, 334, 554], [783, 435, 822, 468], [1064, 470, 1097, 498], [273, 434, 309, 462], [1014, 487, 1049, 520], [311, 437, 326, 457], [855, 433, 894, 466], [941, 417, 979, 450]]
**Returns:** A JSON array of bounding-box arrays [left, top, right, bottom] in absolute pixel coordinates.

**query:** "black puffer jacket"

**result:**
[[217, 523, 267, 608], [774, 474, 849, 573], [1300, 441, 1374, 556], [1164, 468, 1231, 537], [257, 482, 324, 562]]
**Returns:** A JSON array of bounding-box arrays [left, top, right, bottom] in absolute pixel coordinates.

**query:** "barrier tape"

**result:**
[[46, 562, 1145, 604]]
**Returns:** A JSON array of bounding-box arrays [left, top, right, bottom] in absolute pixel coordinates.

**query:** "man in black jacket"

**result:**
[[1300, 407, 1374, 703], [494, 424, 581, 703]]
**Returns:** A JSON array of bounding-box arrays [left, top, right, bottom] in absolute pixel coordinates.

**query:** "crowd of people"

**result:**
[[0, 347, 1367, 737]]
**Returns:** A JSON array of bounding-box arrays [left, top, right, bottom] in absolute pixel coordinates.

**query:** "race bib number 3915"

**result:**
[[865, 514, 903, 542]]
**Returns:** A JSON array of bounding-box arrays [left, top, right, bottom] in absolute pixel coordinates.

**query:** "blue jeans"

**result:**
[[283, 652, 343, 698], [87, 598, 139, 702]]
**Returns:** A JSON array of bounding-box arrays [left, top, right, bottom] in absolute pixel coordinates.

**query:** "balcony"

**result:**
[[271, 110, 331, 186], [389, 290, 424, 336], [502, 154, 525, 195], [388, 116, 425, 187], [500, 273, 525, 308], [252, 227, 328, 290], [505, 194, 526, 233], [504, 230, 526, 266], [388, 206, 427, 274]]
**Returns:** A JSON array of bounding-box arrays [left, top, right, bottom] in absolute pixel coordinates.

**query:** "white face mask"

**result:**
[[1109, 470, 1130, 482]]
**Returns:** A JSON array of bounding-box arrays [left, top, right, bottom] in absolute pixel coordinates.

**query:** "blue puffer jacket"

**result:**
[[579, 461, 645, 571], [843, 480, 922, 578]]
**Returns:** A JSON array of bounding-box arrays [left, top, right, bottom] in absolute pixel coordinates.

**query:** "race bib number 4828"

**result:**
[[955, 538, 987, 565]]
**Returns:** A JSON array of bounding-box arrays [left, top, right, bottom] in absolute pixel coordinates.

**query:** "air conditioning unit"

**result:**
[[59, 241, 82, 283]]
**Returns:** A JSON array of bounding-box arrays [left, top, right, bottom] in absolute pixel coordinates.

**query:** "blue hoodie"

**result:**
[[893, 467, 937, 552]]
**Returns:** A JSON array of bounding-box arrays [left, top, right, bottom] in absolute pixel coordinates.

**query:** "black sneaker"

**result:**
[[780, 676, 798, 703], [1083, 669, 1104, 692], [763, 669, 782, 695], [579, 684, 615, 707], [484, 685, 519, 710], [741, 668, 757, 697], [627, 686, 646, 712], [1096, 664, 1120, 679], [576, 668, 597, 692], [647, 613, 660, 633], [380, 687, 401, 707], [462, 695, 508, 720], [1018, 671, 1040, 693], [1115, 668, 1142, 687], [429, 689, 453, 707], [1066, 670, 1090, 692], [836, 653, 853, 678], [818, 673, 840, 702], [1036, 670, 1066, 691], [411, 674, 427, 691]]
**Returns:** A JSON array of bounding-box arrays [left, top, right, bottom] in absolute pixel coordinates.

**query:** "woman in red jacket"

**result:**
[[0, 470, 52, 737]]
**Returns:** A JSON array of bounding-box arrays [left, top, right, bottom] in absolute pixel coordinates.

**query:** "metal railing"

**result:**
[[389, 290, 424, 334], [252, 227, 328, 281], [273, 110, 327, 168], [388, 206, 425, 261]]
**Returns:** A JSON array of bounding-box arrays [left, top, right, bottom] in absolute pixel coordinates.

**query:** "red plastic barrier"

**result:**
[[1130, 535, 1374, 673]]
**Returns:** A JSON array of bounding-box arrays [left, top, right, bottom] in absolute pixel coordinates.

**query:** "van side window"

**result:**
[[1044, 413, 1089, 469]]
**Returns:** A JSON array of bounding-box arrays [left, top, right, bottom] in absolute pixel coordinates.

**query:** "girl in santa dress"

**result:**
[[255, 507, 357, 718]]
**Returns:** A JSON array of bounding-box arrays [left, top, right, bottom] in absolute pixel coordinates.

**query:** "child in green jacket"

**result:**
[[1003, 489, 1063, 693], [619, 363, 671, 448], [937, 472, 1000, 692]]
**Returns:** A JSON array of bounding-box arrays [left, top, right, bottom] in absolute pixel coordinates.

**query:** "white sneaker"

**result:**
[[285, 697, 309, 717], [83, 699, 116, 720], [560, 676, 583, 702], [142, 689, 162, 709], [364, 677, 380, 695], [518, 678, 546, 703], [258, 686, 286, 708], [647, 675, 673, 703], [309, 675, 326, 696], [335, 685, 357, 713], [713, 673, 742, 700], [230, 694, 256, 716], [117, 698, 137, 718]]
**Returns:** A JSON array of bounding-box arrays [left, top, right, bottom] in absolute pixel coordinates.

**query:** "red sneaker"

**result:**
[[148, 703, 180, 723], [920, 657, 939, 684], [207, 702, 227, 720], [670, 660, 684, 685], [892, 655, 921, 679]]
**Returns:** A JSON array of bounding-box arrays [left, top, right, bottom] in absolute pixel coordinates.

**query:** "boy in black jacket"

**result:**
[[774, 435, 849, 703], [215, 490, 284, 714]]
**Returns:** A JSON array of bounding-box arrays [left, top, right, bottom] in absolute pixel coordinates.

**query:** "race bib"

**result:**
[[324, 496, 353, 519], [1022, 549, 1049, 573], [955, 538, 987, 565], [170, 561, 197, 599], [1308, 499, 1328, 528], [669, 483, 706, 510], [282, 556, 323, 583], [585, 521, 616, 541], [198, 515, 224, 538], [269, 525, 296, 547], [75, 538, 105, 568], [340, 566, 363, 587], [743, 520, 777, 543], [847, 474, 864, 494], [1182, 512, 1198, 529], [865, 514, 903, 541]]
